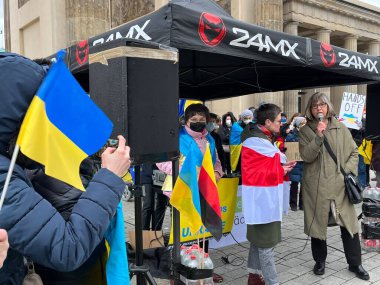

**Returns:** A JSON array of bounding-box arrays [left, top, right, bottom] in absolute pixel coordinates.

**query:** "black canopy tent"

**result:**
[[64, 0, 380, 100], [56, 1, 380, 282]]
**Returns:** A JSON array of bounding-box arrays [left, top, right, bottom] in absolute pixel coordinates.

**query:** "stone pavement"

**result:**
[[123, 181, 379, 284]]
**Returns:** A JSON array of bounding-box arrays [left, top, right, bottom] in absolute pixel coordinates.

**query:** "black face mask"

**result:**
[[189, 122, 206, 133]]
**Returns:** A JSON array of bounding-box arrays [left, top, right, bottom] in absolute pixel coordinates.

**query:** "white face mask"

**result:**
[[226, 119, 232, 126], [243, 119, 252, 125]]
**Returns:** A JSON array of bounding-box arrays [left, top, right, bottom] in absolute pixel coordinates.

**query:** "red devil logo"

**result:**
[[320, 43, 336, 67], [198, 12, 226, 47], [75, 40, 89, 65]]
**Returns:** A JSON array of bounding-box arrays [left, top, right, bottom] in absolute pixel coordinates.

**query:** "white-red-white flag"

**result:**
[[241, 137, 290, 225]]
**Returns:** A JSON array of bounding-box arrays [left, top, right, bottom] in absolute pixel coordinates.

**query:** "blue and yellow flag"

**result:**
[[104, 203, 130, 285], [178, 99, 203, 117], [170, 145, 203, 234], [230, 122, 243, 171], [17, 51, 112, 190]]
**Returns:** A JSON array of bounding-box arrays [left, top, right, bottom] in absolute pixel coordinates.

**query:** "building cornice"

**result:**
[[294, 0, 380, 24]]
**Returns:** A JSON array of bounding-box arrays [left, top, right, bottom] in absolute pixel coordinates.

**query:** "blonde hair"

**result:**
[[304, 92, 335, 120]]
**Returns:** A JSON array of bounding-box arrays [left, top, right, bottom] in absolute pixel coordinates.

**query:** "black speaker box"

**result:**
[[366, 83, 380, 141], [89, 39, 179, 164]]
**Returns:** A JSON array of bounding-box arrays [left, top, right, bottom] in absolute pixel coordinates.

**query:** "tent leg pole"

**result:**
[[172, 160, 181, 284]]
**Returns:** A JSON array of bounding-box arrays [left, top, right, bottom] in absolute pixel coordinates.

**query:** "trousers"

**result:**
[[247, 243, 279, 285], [311, 226, 361, 266]]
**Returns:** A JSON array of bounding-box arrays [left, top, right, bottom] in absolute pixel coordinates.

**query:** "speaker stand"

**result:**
[[129, 165, 157, 285]]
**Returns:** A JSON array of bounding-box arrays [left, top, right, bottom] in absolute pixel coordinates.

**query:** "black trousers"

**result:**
[[311, 227, 361, 266], [290, 181, 303, 208], [142, 184, 169, 231]]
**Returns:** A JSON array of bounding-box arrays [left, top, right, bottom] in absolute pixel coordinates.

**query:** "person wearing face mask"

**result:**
[[207, 113, 226, 173], [299, 92, 369, 280], [219, 112, 237, 174], [156, 104, 224, 283], [230, 109, 254, 174]]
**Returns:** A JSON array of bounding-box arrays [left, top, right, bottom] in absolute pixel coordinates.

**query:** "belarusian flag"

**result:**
[[241, 137, 290, 225]]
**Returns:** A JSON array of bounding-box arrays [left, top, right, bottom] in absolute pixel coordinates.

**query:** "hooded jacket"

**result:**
[[0, 53, 125, 284]]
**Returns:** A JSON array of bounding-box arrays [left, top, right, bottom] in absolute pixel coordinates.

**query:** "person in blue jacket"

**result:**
[[0, 53, 131, 284], [285, 116, 306, 211]]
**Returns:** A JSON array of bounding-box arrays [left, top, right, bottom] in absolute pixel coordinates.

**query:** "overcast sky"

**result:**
[[359, 0, 380, 8]]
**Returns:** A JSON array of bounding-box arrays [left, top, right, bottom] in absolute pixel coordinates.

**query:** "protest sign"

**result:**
[[338, 92, 366, 130], [285, 142, 302, 161]]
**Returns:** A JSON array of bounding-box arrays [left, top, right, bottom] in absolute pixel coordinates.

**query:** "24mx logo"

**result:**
[[338, 52, 378, 74], [229, 27, 300, 59], [92, 20, 152, 46]]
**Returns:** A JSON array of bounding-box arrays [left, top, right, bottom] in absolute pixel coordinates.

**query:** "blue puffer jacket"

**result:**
[[0, 53, 126, 284], [286, 129, 304, 183]]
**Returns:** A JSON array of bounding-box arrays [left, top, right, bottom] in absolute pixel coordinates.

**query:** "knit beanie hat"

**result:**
[[241, 109, 253, 119]]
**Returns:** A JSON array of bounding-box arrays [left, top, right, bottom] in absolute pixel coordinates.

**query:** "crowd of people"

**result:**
[[0, 51, 374, 285]]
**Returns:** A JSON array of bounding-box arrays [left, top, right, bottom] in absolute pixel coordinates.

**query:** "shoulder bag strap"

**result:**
[[322, 139, 347, 176], [306, 125, 347, 176]]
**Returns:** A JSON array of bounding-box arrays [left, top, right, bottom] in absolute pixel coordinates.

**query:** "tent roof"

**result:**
[[65, 0, 380, 100]]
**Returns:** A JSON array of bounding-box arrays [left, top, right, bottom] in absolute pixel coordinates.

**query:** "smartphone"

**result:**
[[107, 139, 118, 148]]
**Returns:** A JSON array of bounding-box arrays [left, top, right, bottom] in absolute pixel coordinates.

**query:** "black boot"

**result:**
[[349, 265, 370, 280], [313, 262, 325, 275]]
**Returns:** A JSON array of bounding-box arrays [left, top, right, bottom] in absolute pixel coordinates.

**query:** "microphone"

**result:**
[[318, 113, 323, 122]]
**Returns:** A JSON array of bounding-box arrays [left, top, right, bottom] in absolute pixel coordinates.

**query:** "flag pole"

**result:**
[[0, 144, 20, 211]]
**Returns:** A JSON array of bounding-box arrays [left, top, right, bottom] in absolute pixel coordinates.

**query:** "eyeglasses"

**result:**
[[311, 102, 327, 110]]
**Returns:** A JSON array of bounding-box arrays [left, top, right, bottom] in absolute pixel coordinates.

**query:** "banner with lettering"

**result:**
[[209, 185, 247, 249], [338, 92, 366, 130], [169, 177, 239, 244]]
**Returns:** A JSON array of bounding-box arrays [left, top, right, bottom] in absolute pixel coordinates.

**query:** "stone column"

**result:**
[[357, 40, 380, 98], [66, 0, 111, 46], [155, 0, 168, 9], [315, 29, 331, 99], [283, 21, 299, 116], [331, 35, 358, 112], [3, 0, 11, 51], [368, 40, 380, 56]]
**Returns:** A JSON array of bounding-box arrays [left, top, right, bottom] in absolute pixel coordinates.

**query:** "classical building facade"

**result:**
[[4, 0, 380, 116]]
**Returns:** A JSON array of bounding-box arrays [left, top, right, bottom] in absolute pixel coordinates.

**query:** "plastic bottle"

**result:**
[[187, 255, 199, 268], [182, 249, 192, 266], [180, 245, 187, 263], [362, 238, 380, 252], [203, 253, 214, 269]]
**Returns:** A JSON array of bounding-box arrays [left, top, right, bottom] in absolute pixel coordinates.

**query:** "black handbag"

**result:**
[[323, 138, 363, 204]]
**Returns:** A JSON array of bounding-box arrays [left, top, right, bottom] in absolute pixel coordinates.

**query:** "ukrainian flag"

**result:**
[[230, 122, 243, 172], [104, 203, 130, 285], [17, 51, 112, 190], [178, 99, 203, 117], [170, 144, 203, 234]]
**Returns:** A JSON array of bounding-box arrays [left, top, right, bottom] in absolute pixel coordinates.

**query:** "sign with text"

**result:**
[[209, 185, 247, 248], [168, 177, 239, 244], [285, 142, 303, 161], [338, 92, 366, 130]]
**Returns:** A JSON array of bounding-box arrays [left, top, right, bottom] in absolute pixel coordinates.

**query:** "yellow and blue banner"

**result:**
[[17, 51, 112, 190], [229, 122, 243, 171], [169, 177, 239, 244]]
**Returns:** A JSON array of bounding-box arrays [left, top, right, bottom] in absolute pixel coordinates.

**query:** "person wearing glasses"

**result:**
[[299, 92, 369, 280], [241, 103, 296, 285]]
